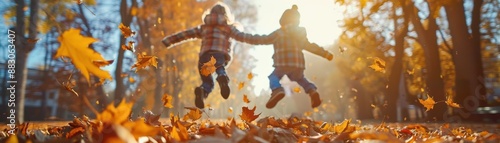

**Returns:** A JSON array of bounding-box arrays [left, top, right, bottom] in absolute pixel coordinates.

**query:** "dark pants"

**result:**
[[268, 67, 317, 92], [198, 52, 227, 93]]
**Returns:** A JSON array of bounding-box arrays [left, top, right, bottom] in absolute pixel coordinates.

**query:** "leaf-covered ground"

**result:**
[[1, 100, 500, 143]]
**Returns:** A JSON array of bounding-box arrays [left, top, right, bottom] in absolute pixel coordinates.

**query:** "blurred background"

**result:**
[[0, 0, 499, 123]]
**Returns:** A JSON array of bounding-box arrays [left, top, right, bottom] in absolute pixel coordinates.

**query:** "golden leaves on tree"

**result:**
[[54, 28, 112, 83], [200, 56, 216, 76]]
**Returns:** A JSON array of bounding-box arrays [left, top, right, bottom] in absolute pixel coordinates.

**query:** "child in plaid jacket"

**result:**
[[260, 5, 334, 109], [162, 3, 272, 109]]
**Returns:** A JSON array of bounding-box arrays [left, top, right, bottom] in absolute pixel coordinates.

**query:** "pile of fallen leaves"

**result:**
[[2, 99, 500, 143]]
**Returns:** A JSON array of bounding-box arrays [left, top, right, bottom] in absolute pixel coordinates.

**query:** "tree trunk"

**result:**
[[409, 3, 447, 121], [385, 0, 409, 122], [115, 0, 134, 104], [15, 0, 39, 123], [470, 0, 486, 105]]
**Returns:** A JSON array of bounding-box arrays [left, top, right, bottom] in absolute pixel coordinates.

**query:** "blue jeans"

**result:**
[[198, 52, 227, 93], [268, 67, 317, 92]]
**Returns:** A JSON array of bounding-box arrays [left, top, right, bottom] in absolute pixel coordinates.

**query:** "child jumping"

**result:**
[[263, 5, 334, 109], [162, 3, 274, 109]]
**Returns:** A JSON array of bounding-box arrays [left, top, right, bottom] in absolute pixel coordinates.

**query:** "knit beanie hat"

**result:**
[[279, 5, 300, 26]]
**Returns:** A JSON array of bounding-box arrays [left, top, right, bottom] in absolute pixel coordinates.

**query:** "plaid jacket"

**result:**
[[162, 14, 273, 61], [265, 26, 332, 69]]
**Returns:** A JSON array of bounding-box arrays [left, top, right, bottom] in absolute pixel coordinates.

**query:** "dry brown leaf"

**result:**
[[131, 53, 158, 72], [119, 23, 136, 38], [243, 94, 250, 103], [66, 127, 84, 139], [184, 107, 202, 121], [55, 28, 112, 82], [121, 41, 136, 52], [239, 106, 261, 123], [445, 96, 461, 108], [27, 38, 40, 43], [418, 95, 436, 112], [200, 56, 216, 76], [162, 93, 174, 108]]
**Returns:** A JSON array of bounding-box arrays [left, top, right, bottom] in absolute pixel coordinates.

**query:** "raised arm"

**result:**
[[294, 27, 333, 60], [162, 27, 202, 48], [229, 26, 279, 45]]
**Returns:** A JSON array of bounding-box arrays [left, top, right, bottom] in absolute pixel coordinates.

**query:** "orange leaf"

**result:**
[[239, 106, 261, 122], [121, 41, 136, 52], [183, 107, 202, 121], [368, 57, 386, 73], [238, 82, 245, 90], [128, 76, 135, 83], [119, 23, 135, 38], [171, 122, 189, 141], [200, 56, 216, 76], [131, 53, 158, 72], [247, 72, 253, 80], [92, 60, 114, 67], [162, 93, 173, 108], [330, 119, 350, 134], [243, 94, 250, 103], [228, 107, 233, 113], [66, 127, 85, 139], [122, 118, 161, 139], [445, 96, 461, 108], [55, 28, 112, 82], [293, 87, 301, 93], [97, 99, 134, 124], [418, 95, 436, 112]]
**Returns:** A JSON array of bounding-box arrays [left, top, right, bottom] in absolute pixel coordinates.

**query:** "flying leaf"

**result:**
[[331, 119, 350, 134], [119, 23, 136, 38], [418, 95, 436, 112], [143, 110, 161, 126], [239, 106, 261, 122], [131, 53, 158, 72], [339, 46, 347, 53], [97, 99, 134, 124], [122, 118, 162, 139], [293, 87, 301, 93], [243, 94, 250, 103], [27, 38, 40, 43], [238, 82, 245, 90], [121, 41, 136, 52], [200, 56, 216, 76], [128, 76, 135, 83], [247, 72, 253, 80], [162, 93, 173, 108], [55, 28, 112, 83], [228, 107, 233, 113], [445, 97, 461, 108], [183, 107, 202, 121], [92, 60, 114, 67], [368, 57, 386, 73]]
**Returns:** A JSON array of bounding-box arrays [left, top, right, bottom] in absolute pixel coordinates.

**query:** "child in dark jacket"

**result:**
[[162, 3, 272, 109], [262, 5, 334, 109]]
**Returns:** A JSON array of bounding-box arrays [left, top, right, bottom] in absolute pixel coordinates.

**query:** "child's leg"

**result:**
[[288, 68, 321, 108], [212, 53, 230, 99], [198, 54, 216, 93], [266, 68, 286, 108]]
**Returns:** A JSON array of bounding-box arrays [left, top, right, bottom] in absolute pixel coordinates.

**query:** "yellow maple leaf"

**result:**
[[55, 28, 112, 83], [418, 95, 436, 112], [238, 82, 245, 90], [183, 107, 202, 121], [131, 53, 158, 72], [247, 72, 253, 80], [368, 57, 386, 73], [200, 56, 216, 76], [445, 97, 461, 108], [97, 99, 134, 124], [243, 94, 250, 103], [162, 93, 173, 108], [239, 106, 261, 123], [293, 87, 301, 93], [119, 23, 135, 38], [330, 119, 350, 134]]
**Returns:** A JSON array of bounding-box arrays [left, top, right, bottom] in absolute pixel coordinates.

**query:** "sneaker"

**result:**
[[266, 88, 285, 109], [194, 87, 206, 109], [216, 75, 230, 99], [308, 89, 322, 108]]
